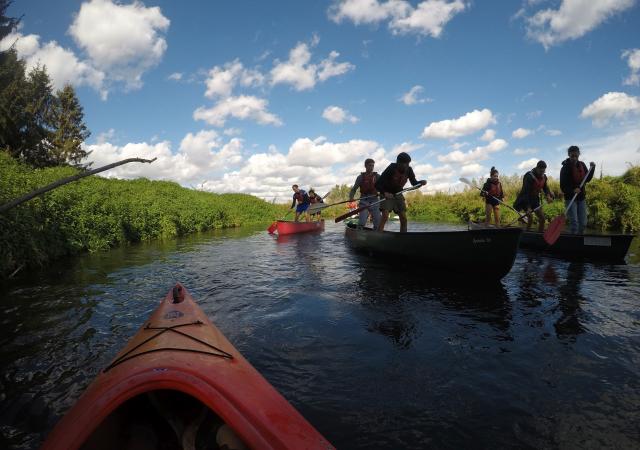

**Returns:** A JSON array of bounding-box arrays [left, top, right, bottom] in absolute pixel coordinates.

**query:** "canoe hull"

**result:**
[[520, 231, 635, 261], [344, 223, 522, 280], [276, 219, 325, 235], [42, 284, 333, 450]]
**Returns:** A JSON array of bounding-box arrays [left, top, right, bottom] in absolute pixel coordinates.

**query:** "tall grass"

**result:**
[[0, 152, 281, 277]]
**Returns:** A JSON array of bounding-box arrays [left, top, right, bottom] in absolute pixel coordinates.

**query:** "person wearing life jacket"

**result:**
[[307, 188, 324, 221], [560, 145, 595, 234], [481, 166, 504, 226], [290, 184, 310, 222], [513, 160, 554, 232], [375, 152, 427, 233], [348, 158, 381, 229]]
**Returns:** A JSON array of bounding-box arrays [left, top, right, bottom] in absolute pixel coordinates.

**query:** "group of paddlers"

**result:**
[[289, 145, 595, 234]]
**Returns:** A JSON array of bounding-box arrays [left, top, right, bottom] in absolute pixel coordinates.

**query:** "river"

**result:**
[[1, 222, 639, 449]]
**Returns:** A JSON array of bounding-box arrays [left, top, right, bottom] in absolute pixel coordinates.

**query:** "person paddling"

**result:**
[[559, 145, 595, 234], [375, 152, 426, 233], [290, 184, 310, 222], [514, 160, 554, 232], [481, 167, 504, 226], [348, 158, 381, 229], [307, 188, 324, 221]]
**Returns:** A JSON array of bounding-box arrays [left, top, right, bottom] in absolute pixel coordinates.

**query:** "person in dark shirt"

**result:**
[[513, 160, 554, 232], [559, 145, 595, 234], [348, 158, 381, 229], [290, 184, 310, 222], [375, 152, 426, 232], [481, 166, 504, 226], [307, 188, 324, 221]]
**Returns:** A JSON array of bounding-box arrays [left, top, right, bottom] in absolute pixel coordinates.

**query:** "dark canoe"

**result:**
[[519, 231, 635, 261], [344, 223, 522, 280]]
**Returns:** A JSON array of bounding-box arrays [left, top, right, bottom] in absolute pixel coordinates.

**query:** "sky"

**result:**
[[2, 0, 640, 201]]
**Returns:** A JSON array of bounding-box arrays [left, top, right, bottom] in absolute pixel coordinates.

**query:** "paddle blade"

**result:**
[[459, 177, 471, 185], [267, 221, 278, 234], [334, 207, 361, 223], [543, 214, 566, 245]]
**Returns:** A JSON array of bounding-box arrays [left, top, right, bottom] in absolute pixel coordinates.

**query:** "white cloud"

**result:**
[[0, 31, 106, 97], [390, 0, 467, 37], [545, 128, 562, 136], [517, 157, 540, 170], [523, 0, 635, 49], [399, 85, 432, 105], [322, 105, 359, 124], [69, 0, 170, 91], [270, 41, 354, 91], [329, 0, 467, 38], [168, 72, 183, 81], [287, 137, 381, 167], [622, 48, 640, 86], [514, 147, 538, 155], [437, 139, 508, 164], [390, 142, 424, 154], [526, 110, 542, 119], [422, 108, 496, 139], [204, 59, 265, 99], [193, 95, 283, 127], [577, 126, 640, 175], [580, 92, 640, 127], [460, 163, 485, 177], [512, 127, 532, 139], [480, 129, 496, 141]]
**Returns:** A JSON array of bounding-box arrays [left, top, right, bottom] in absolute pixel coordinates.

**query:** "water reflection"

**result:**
[[554, 262, 587, 338]]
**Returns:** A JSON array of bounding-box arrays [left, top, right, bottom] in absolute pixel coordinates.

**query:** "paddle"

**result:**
[[308, 194, 378, 214], [459, 177, 523, 216], [334, 184, 422, 223], [543, 165, 594, 245], [505, 205, 541, 227], [267, 209, 292, 234]]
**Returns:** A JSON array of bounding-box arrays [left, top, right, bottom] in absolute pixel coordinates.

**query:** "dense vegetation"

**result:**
[[0, 153, 282, 277]]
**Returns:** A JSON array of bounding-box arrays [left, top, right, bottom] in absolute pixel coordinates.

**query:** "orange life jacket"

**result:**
[[360, 172, 378, 195]]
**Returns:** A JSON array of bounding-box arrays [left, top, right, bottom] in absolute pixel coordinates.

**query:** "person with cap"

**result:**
[[560, 145, 595, 234], [348, 158, 381, 229], [514, 160, 554, 232], [375, 152, 427, 232]]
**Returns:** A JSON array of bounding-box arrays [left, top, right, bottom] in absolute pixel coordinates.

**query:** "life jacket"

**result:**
[[293, 190, 308, 204], [528, 171, 545, 194], [487, 180, 502, 199], [309, 194, 322, 204], [390, 167, 409, 192], [571, 162, 586, 185], [360, 172, 378, 195]]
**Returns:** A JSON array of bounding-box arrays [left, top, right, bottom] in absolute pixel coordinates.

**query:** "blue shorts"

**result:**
[[296, 203, 309, 213]]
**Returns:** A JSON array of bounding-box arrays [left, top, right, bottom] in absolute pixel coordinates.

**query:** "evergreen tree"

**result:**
[[50, 84, 91, 167], [20, 65, 55, 167], [0, 47, 28, 157], [0, 0, 20, 42]]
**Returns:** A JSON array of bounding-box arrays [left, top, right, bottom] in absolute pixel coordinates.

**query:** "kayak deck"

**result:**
[[43, 284, 333, 450]]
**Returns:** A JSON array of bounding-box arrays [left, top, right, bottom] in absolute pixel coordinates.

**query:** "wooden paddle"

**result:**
[[267, 209, 292, 234], [543, 165, 594, 245], [308, 194, 378, 214], [459, 177, 523, 215], [334, 184, 422, 223]]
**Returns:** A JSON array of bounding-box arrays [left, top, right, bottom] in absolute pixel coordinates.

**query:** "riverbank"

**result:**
[[0, 152, 281, 278]]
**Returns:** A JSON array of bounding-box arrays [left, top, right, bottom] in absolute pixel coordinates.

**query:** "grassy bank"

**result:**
[[0, 152, 281, 277]]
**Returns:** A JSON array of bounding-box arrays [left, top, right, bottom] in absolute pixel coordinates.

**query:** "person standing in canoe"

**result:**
[[308, 188, 324, 221], [481, 166, 504, 226], [375, 152, 427, 233], [290, 184, 310, 222], [560, 145, 595, 234], [348, 158, 381, 229], [513, 160, 554, 232]]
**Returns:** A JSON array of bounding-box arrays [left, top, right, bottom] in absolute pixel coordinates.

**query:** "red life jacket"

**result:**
[[309, 194, 322, 204], [571, 162, 586, 185], [360, 172, 378, 195], [293, 190, 307, 203], [390, 168, 409, 191], [487, 180, 502, 198], [529, 171, 545, 194]]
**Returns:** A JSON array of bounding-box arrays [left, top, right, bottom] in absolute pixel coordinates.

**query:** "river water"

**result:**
[[1, 222, 639, 449]]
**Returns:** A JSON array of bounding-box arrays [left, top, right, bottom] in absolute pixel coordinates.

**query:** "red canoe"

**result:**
[[275, 220, 325, 235], [42, 283, 334, 450]]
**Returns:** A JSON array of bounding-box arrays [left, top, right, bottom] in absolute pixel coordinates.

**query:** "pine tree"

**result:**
[[0, 0, 20, 42], [50, 85, 91, 167], [20, 65, 55, 167]]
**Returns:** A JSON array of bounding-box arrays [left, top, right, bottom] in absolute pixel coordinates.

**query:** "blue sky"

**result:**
[[3, 0, 640, 200]]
